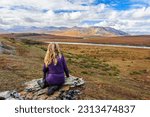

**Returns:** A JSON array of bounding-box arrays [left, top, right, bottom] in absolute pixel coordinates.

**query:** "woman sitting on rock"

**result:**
[[38, 43, 69, 95]]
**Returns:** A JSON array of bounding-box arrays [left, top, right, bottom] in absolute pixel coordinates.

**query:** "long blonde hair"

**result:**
[[44, 43, 62, 67]]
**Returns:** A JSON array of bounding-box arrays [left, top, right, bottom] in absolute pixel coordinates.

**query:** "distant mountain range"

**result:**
[[0, 26, 129, 37], [50, 26, 129, 37]]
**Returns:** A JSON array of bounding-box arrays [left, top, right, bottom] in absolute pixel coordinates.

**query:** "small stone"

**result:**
[[60, 86, 70, 91], [20, 91, 27, 96], [32, 95, 38, 100], [19, 91, 28, 98], [37, 95, 48, 100], [25, 93, 33, 100], [33, 87, 41, 92], [0, 91, 11, 99], [37, 88, 47, 96], [25, 88, 33, 92], [10, 91, 23, 100], [47, 96, 57, 100]]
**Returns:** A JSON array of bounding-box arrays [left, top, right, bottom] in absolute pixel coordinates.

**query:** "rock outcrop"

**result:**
[[0, 42, 16, 54], [0, 76, 84, 100]]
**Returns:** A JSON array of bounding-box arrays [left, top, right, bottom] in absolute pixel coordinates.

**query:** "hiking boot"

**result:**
[[47, 85, 61, 96], [37, 79, 48, 89]]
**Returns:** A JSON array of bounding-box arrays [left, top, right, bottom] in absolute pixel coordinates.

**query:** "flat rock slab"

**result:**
[[0, 76, 85, 100]]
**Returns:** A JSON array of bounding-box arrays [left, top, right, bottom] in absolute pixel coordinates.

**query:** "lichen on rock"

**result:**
[[0, 76, 84, 100]]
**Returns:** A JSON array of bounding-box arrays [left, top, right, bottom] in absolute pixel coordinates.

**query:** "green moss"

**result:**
[[81, 71, 88, 74], [130, 69, 148, 75]]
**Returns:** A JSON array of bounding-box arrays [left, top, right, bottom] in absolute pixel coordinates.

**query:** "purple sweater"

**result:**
[[43, 55, 69, 85]]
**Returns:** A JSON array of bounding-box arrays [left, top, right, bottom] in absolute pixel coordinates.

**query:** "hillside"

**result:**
[[50, 26, 129, 37], [0, 26, 128, 37]]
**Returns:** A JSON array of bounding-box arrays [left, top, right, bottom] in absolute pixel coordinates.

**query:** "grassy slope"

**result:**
[[0, 38, 45, 91], [0, 37, 150, 99]]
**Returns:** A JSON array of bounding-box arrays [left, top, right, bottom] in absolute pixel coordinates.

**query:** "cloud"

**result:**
[[67, 0, 94, 4], [0, 0, 149, 34]]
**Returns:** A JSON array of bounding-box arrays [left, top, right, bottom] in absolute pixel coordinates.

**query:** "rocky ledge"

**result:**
[[0, 76, 85, 100], [0, 41, 16, 55]]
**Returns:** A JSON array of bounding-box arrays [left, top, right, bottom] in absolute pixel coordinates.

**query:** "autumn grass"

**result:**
[[60, 44, 150, 99], [0, 38, 45, 91], [0, 38, 150, 99]]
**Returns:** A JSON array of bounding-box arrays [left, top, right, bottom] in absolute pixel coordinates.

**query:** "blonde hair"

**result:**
[[44, 43, 62, 67]]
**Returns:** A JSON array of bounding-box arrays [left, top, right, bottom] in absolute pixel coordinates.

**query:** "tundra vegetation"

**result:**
[[0, 37, 150, 99]]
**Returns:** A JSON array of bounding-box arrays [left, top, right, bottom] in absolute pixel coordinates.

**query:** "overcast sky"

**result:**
[[0, 0, 150, 35]]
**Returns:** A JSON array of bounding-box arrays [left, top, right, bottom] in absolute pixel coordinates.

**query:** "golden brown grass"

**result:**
[[43, 35, 150, 46], [0, 37, 150, 99], [0, 38, 45, 91], [60, 44, 150, 99]]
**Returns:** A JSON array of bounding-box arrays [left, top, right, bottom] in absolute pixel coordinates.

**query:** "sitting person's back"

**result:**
[[39, 43, 69, 95], [43, 54, 69, 85]]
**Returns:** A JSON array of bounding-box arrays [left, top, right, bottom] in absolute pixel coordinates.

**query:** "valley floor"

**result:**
[[0, 38, 150, 99]]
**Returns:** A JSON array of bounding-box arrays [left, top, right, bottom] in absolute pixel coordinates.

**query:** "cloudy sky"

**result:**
[[0, 0, 150, 35]]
